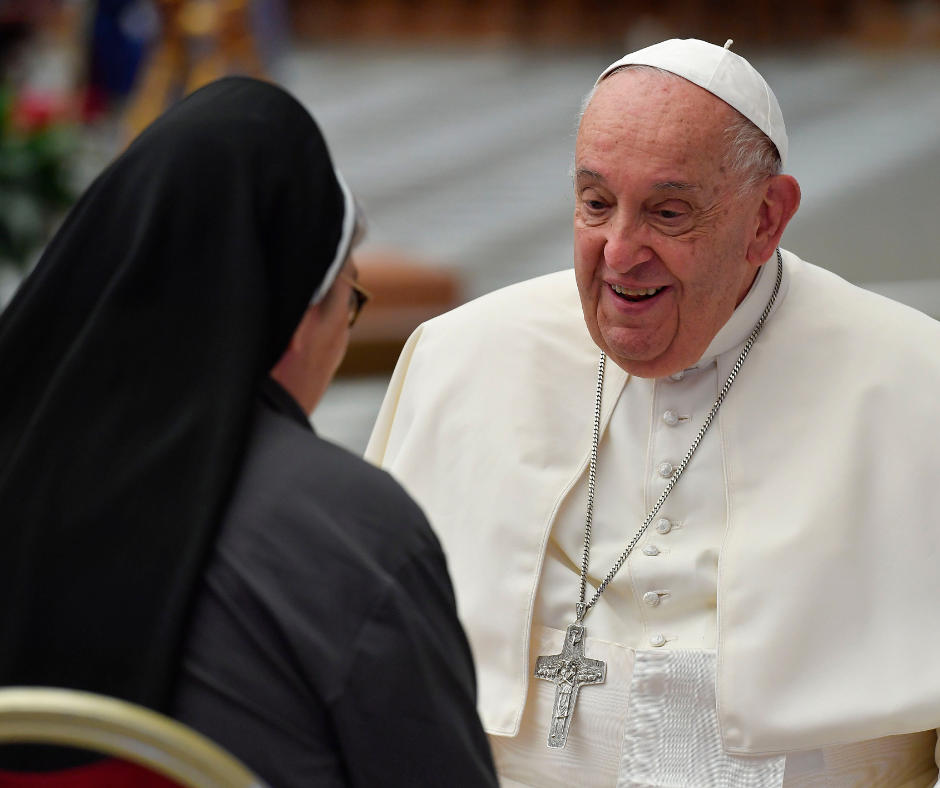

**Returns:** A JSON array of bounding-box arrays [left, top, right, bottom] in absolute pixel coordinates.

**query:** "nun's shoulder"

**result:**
[[225, 402, 439, 571]]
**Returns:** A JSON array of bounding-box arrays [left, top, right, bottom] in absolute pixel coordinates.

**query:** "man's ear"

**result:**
[[747, 174, 801, 265]]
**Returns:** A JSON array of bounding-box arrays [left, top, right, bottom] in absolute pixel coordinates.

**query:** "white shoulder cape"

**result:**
[[366, 250, 940, 754]]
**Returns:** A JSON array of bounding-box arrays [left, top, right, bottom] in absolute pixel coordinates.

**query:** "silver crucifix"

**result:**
[[534, 623, 606, 748]]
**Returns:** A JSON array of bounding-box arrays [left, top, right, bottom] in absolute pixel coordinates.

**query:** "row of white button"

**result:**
[[647, 374, 692, 648], [643, 590, 670, 606]]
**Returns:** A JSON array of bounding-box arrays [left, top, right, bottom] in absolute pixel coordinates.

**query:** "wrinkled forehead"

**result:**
[[576, 70, 735, 180]]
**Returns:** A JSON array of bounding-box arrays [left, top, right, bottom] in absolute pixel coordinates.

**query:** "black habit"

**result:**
[[173, 378, 498, 788], [0, 76, 498, 788]]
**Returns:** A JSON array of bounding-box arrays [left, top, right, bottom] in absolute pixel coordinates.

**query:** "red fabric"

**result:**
[[0, 758, 184, 788]]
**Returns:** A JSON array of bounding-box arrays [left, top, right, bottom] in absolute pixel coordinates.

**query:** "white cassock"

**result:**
[[366, 250, 940, 788]]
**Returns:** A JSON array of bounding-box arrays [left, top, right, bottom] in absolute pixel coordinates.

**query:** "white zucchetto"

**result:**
[[596, 38, 788, 167]]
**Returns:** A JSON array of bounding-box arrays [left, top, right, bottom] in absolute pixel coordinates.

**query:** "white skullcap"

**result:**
[[596, 39, 787, 167]]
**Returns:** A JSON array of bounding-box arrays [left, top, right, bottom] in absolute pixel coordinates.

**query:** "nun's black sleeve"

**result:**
[[171, 380, 498, 788]]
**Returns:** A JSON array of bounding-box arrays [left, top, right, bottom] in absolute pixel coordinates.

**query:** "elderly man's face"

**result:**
[[574, 70, 765, 378]]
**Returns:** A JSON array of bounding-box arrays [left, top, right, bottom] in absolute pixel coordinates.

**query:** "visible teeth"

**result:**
[[612, 284, 664, 297]]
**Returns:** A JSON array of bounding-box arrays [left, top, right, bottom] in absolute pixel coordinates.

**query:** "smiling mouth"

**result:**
[[610, 283, 667, 303]]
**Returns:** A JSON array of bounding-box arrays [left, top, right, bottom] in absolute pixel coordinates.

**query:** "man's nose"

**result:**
[[603, 222, 654, 273]]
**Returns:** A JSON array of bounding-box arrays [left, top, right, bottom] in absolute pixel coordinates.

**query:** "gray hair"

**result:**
[[576, 65, 782, 193]]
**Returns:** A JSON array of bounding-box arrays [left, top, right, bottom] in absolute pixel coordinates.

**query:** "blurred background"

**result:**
[[0, 0, 938, 453]]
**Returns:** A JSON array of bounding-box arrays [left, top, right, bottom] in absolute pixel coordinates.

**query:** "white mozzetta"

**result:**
[[365, 250, 940, 754], [496, 258, 938, 785]]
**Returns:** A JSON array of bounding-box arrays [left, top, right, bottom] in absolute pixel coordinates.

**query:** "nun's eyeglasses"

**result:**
[[339, 272, 371, 327]]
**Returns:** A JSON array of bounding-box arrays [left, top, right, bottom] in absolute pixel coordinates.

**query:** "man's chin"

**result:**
[[607, 352, 682, 379], [600, 332, 690, 380], [602, 327, 666, 359]]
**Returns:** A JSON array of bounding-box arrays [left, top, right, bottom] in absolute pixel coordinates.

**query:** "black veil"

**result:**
[[0, 77, 350, 711]]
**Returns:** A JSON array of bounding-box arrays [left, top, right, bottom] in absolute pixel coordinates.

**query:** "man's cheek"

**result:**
[[573, 240, 603, 282]]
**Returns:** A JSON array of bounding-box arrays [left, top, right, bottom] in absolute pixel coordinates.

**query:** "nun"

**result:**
[[0, 78, 498, 788]]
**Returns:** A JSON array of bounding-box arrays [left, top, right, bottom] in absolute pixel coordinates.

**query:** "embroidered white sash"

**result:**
[[618, 649, 784, 788]]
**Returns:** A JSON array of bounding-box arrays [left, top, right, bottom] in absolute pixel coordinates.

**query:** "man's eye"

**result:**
[[659, 210, 682, 219], [586, 200, 607, 210]]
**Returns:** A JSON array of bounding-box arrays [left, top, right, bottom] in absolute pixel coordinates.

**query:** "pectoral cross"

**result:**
[[534, 623, 606, 748]]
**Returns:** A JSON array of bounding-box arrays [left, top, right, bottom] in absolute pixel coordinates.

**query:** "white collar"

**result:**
[[689, 251, 787, 370]]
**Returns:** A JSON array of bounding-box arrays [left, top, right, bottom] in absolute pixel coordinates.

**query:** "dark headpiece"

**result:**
[[0, 78, 349, 710]]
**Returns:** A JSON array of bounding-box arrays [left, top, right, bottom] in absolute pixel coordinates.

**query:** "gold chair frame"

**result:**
[[0, 687, 266, 788]]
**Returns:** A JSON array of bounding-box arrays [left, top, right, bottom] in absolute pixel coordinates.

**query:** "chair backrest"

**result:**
[[0, 688, 266, 788]]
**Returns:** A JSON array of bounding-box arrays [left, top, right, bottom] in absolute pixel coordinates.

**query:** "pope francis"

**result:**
[[366, 39, 940, 788]]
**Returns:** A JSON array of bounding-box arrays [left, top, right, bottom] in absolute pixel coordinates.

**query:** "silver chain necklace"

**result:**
[[533, 249, 783, 749]]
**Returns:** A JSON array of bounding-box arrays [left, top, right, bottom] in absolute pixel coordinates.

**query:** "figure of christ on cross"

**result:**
[[534, 624, 606, 748]]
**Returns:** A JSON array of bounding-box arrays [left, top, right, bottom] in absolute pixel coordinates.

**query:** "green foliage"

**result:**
[[0, 86, 78, 271]]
